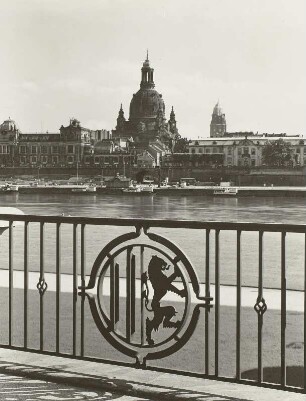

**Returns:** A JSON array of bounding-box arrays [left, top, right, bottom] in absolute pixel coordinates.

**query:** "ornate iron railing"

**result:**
[[0, 214, 305, 393]]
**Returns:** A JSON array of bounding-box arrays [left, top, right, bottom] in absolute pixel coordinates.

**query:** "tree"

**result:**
[[261, 139, 294, 167], [173, 137, 189, 153]]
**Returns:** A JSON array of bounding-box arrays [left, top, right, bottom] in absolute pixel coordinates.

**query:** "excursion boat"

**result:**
[[213, 187, 238, 196], [122, 185, 155, 195], [71, 185, 97, 193], [0, 183, 19, 193]]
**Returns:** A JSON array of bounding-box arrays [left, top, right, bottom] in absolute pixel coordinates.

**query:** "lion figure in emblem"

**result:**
[[144, 255, 186, 346]]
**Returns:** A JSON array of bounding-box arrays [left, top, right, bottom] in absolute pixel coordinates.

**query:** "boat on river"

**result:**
[[122, 185, 155, 195], [213, 187, 238, 196], [0, 183, 19, 193]]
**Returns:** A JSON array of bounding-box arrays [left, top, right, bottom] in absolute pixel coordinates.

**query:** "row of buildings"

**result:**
[[0, 54, 305, 171]]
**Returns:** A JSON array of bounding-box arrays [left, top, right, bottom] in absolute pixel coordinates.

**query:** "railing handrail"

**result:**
[[1, 213, 306, 233]]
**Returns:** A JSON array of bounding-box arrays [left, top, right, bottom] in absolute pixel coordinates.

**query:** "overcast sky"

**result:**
[[0, 0, 305, 138]]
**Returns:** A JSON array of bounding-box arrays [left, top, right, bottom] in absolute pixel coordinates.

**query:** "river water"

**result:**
[[0, 192, 305, 290]]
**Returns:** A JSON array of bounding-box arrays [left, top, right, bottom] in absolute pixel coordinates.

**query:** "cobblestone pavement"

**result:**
[[0, 373, 150, 401]]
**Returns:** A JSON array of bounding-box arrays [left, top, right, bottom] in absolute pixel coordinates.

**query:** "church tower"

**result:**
[[116, 104, 126, 133], [210, 101, 226, 137]]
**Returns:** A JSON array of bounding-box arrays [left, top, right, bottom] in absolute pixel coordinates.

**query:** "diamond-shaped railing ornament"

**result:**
[[254, 297, 267, 316], [37, 277, 48, 296]]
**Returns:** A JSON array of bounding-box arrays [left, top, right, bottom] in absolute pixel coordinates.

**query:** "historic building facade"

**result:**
[[189, 136, 305, 167], [112, 53, 180, 159]]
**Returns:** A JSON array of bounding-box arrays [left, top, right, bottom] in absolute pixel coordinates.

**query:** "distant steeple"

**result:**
[[116, 103, 126, 131], [210, 101, 226, 137]]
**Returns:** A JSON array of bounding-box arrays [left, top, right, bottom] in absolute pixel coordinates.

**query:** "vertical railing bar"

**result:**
[[72, 224, 78, 356], [214, 229, 220, 377], [24, 221, 29, 349], [115, 263, 119, 324], [205, 229, 210, 375], [80, 224, 86, 357], [8, 221, 13, 346], [257, 231, 264, 383], [131, 254, 136, 335], [140, 245, 145, 346], [126, 247, 131, 343], [56, 222, 61, 354], [281, 231, 286, 387], [236, 230, 241, 380], [304, 233, 306, 391], [110, 259, 115, 331], [39, 222, 45, 351]]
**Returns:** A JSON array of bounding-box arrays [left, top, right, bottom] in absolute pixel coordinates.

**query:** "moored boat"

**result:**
[[213, 187, 238, 196]]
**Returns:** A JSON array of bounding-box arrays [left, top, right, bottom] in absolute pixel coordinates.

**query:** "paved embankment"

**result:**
[[0, 349, 304, 401]]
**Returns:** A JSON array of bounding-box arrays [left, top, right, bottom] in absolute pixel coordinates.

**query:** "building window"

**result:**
[[20, 145, 27, 154], [244, 147, 248, 154], [52, 146, 59, 154], [67, 145, 74, 154], [198, 148, 203, 153], [205, 148, 211, 154], [251, 159, 256, 166], [84, 156, 91, 164], [30, 156, 37, 164], [251, 148, 256, 155], [238, 148, 242, 155], [52, 156, 59, 164], [41, 156, 48, 164], [104, 156, 109, 164], [41, 145, 48, 154], [20, 156, 26, 164], [296, 148, 300, 153], [228, 147, 232, 155], [191, 148, 195, 154], [67, 155, 74, 163], [94, 156, 100, 164], [31, 146, 37, 154], [213, 147, 218, 153]]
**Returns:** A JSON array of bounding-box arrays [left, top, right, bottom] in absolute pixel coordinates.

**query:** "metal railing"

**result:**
[[0, 213, 305, 393]]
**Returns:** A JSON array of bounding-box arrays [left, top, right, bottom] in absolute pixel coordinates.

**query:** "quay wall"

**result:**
[[1, 166, 306, 186]]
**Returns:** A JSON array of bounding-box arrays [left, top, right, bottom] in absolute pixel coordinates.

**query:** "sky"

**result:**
[[0, 0, 305, 138]]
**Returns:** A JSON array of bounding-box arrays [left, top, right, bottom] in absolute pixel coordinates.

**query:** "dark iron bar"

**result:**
[[214, 229, 220, 377], [126, 247, 132, 342], [8, 221, 13, 346], [56, 223, 61, 354], [281, 231, 286, 387], [140, 245, 145, 345], [39, 222, 45, 351], [110, 259, 115, 330], [257, 231, 264, 383], [131, 254, 136, 335], [236, 230, 241, 380], [24, 221, 29, 349], [115, 263, 119, 323], [304, 233, 306, 391], [73, 224, 78, 356], [0, 214, 305, 234], [205, 229, 210, 375], [80, 224, 86, 357]]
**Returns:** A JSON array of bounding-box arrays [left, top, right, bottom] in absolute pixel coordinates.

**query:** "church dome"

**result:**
[[129, 88, 165, 120], [0, 118, 17, 131]]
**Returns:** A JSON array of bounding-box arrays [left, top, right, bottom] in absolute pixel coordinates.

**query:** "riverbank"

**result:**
[[9, 185, 306, 197]]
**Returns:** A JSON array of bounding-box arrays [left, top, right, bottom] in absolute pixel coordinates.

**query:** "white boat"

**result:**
[[71, 185, 97, 193], [213, 187, 238, 196], [122, 186, 155, 195], [0, 183, 19, 193]]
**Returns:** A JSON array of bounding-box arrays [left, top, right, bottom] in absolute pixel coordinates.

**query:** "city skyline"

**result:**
[[0, 0, 305, 138]]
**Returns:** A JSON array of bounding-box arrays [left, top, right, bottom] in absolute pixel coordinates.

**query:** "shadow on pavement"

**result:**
[[242, 366, 303, 388]]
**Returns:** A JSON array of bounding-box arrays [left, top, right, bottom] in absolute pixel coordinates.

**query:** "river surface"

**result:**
[[0, 192, 305, 290]]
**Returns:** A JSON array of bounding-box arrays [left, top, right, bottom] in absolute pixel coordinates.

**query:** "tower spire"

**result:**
[[146, 49, 149, 61]]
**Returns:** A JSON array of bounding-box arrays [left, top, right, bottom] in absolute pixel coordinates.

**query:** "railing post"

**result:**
[[73, 223, 78, 356], [205, 229, 210, 375], [80, 224, 86, 357], [24, 221, 29, 349], [56, 222, 61, 354], [236, 230, 241, 380], [8, 221, 13, 346], [281, 231, 286, 387], [215, 229, 220, 377]]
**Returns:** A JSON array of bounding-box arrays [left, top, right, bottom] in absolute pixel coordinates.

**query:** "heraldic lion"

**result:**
[[144, 255, 186, 346]]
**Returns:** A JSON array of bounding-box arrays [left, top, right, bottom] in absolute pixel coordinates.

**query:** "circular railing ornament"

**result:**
[[79, 227, 212, 366]]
